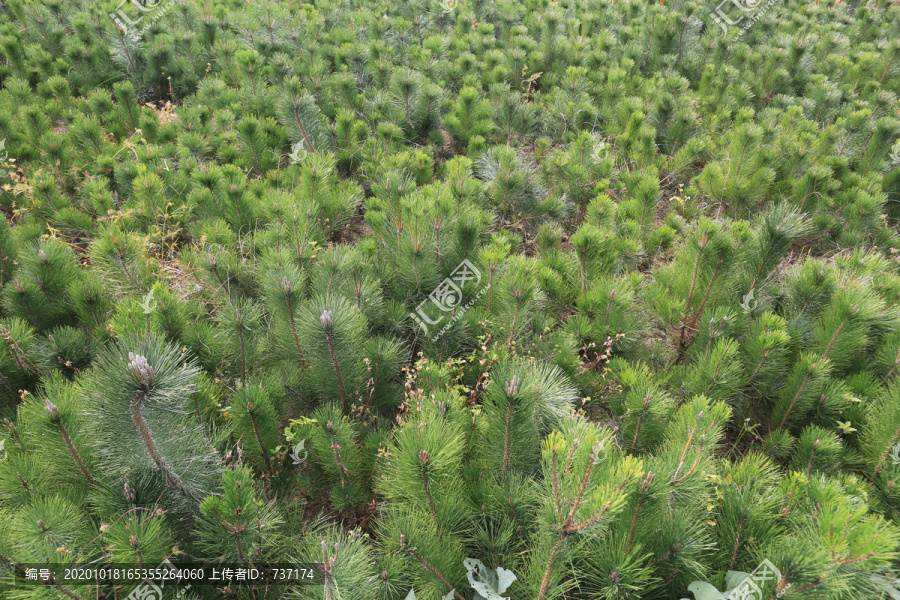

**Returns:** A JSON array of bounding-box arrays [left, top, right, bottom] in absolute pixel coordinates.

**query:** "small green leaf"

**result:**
[[496, 566, 516, 594], [464, 558, 516, 599], [836, 420, 857, 434], [686, 581, 726, 600]]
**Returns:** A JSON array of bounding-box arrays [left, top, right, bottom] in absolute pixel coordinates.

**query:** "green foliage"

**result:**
[[1, 1, 900, 599]]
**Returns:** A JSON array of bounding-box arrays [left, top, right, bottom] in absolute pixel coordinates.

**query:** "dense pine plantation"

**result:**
[[0, 0, 899, 598]]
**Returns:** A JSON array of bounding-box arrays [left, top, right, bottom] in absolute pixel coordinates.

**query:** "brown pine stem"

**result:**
[[563, 438, 580, 477], [626, 471, 655, 555], [686, 253, 725, 333], [291, 100, 316, 153], [3, 417, 25, 452], [236, 311, 248, 381], [503, 395, 514, 477], [322, 313, 350, 416], [550, 444, 563, 519], [508, 497, 527, 555], [679, 244, 705, 345], [116, 246, 147, 292], [821, 316, 849, 363], [744, 349, 771, 389], [116, 26, 138, 77], [654, 543, 682, 565], [505, 292, 522, 346], [326, 421, 350, 487], [488, 266, 496, 312], [568, 499, 613, 533], [401, 535, 466, 600], [563, 446, 599, 530], [632, 414, 645, 451], [671, 446, 704, 485], [130, 389, 197, 502], [836, 552, 875, 565], [671, 431, 695, 483], [881, 345, 900, 383], [729, 509, 748, 570], [247, 404, 272, 472], [54, 419, 95, 485], [625, 496, 645, 556], [777, 368, 816, 431], [806, 440, 820, 476], [580, 251, 588, 292], [538, 536, 566, 600], [702, 342, 734, 397], [418, 450, 439, 524]]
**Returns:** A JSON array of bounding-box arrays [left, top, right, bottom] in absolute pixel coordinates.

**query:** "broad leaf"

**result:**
[[464, 558, 517, 600]]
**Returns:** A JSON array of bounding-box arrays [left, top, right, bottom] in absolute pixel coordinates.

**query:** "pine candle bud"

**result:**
[[38, 520, 46, 531], [44, 399, 60, 422], [320, 309, 334, 329], [419, 450, 431, 464], [129, 534, 139, 548], [639, 471, 656, 493], [127, 353, 154, 387], [38, 249, 48, 264], [124, 483, 136, 503], [281, 276, 291, 293], [505, 375, 521, 397]]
